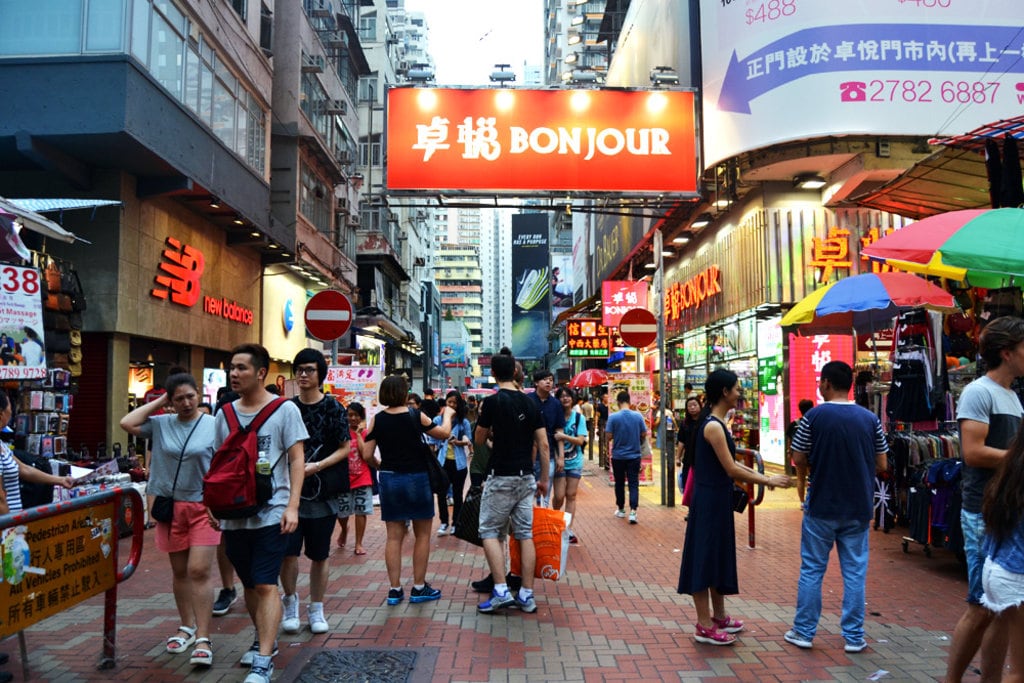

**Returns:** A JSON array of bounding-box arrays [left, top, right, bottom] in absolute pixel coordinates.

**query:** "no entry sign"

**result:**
[[304, 290, 353, 342], [618, 308, 658, 349]]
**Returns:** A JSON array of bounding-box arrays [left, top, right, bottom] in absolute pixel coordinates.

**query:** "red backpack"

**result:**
[[203, 397, 287, 519]]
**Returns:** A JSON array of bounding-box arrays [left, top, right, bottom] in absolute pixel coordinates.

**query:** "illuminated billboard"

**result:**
[[387, 87, 698, 194], [700, 0, 1024, 167]]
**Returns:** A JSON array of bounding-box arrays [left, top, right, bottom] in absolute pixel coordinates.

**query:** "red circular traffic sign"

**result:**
[[618, 308, 658, 348], [304, 290, 353, 341]]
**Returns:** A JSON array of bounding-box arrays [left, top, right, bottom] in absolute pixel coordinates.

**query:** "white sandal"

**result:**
[[166, 625, 196, 654], [189, 638, 213, 666]]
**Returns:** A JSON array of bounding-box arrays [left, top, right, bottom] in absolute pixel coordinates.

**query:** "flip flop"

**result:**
[[189, 638, 213, 667], [166, 625, 196, 654], [354, 548, 367, 556]]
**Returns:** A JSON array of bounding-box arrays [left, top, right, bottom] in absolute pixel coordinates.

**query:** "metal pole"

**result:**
[[656, 229, 674, 507]]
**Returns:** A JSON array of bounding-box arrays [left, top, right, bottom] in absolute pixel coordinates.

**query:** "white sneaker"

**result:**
[[629, 510, 638, 524], [281, 593, 300, 634], [449, 525, 456, 536], [614, 509, 626, 518], [308, 603, 329, 634], [437, 523, 449, 536]]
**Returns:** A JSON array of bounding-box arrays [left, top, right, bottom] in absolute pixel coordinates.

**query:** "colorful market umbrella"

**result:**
[[568, 368, 609, 389], [861, 208, 1024, 288], [781, 272, 958, 335]]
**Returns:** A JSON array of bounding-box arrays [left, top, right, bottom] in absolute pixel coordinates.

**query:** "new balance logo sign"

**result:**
[[151, 236, 205, 307]]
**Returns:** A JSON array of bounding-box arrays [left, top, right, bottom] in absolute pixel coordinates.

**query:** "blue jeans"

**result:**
[[612, 458, 641, 511], [961, 509, 986, 605], [792, 514, 870, 644]]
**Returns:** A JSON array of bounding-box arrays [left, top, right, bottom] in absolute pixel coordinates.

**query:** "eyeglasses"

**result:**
[[295, 366, 318, 376]]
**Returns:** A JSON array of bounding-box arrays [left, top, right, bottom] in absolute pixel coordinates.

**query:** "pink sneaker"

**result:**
[[694, 623, 736, 646], [712, 615, 745, 634]]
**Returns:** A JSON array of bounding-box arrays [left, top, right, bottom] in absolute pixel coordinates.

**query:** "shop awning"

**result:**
[[848, 116, 1024, 219], [0, 197, 93, 244]]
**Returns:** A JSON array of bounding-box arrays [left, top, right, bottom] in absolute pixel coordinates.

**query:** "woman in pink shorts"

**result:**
[[121, 370, 219, 667]]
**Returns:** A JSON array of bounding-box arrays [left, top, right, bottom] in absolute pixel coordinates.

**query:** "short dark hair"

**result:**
[[293, 348, 327, 386], [379, 375, 409, 407], [492, 349, 516, 382], [555, 386, 575, 402], [166, 372, 198, 398], [231, 343, 270, 374], [533, 368, 553, 383], [423, 387, 435, 397], [820, 361, 853, 391], [347, 401, 365, 419], [980, 316, 1024, 369], [616, 390, 630, 405], [798, 399, 814, 415], [407, 393, 422, 406]]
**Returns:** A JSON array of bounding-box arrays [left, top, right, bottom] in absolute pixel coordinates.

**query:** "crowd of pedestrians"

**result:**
[[104, 322, 1024, 682]]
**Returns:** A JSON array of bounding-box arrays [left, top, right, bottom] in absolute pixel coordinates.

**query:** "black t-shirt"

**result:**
[[367, 409, 431, 473], [597, 402, 609, 424], [293, 395, 349, 497], [477, 389, 543, 475]]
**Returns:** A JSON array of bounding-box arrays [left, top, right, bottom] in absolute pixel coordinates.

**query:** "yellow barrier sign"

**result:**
[[0, 502, 116, 638]]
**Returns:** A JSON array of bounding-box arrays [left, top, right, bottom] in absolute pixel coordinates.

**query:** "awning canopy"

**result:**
[[0, 197, 94, 244], [848, 116, 1024, 219]]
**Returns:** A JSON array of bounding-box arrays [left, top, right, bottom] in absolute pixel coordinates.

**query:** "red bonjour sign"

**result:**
[[602, 280, 648, 328], [618, 308, 658, 349], [305, 290, 353, 342], [665, 264, 722, 322], [387, 88, 698, 194]]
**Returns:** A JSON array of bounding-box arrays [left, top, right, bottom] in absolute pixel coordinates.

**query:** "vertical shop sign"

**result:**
[[788, 333, 854, 418], [0, 265, 46, 380], [511, 214, 550, 359]]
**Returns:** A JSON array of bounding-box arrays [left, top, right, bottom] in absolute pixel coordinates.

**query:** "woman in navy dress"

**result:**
[[677, 369, 792, 645]]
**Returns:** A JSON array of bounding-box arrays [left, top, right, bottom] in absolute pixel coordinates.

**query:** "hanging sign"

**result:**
[[0, 266, 47, 380]]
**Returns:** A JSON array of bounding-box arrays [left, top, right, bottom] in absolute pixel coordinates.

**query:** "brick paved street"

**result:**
[[6, 457, 974, 682]]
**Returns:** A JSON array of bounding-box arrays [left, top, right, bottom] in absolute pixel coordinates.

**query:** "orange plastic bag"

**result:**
[[509, 507, 569, 581]]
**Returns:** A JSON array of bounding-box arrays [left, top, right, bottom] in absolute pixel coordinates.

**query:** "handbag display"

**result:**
[[410, 408, 449, 495], [732, 483, 750, 514], [151, 417, 203, 523]]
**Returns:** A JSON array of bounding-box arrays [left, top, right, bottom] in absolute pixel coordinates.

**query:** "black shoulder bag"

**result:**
[[410, 408, 449, 495], [151, 417, 203, 523]]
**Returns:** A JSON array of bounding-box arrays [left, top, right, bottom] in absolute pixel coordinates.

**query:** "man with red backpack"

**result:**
[[210, 344, 307, 683]]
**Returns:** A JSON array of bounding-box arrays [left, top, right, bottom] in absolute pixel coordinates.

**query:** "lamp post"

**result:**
[[655, 229, 674, 507]]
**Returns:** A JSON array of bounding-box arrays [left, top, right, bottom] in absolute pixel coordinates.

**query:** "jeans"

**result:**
[[792, 514, 870, 644], [611, 458, 641, 510], [961, 509, 986, 605]]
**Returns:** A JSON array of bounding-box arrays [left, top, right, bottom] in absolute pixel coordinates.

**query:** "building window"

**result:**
[[231, 0, 247, 21], [300, 163, 333, 237], [358, 15, 376, 42], [358, 76, 377, 103]]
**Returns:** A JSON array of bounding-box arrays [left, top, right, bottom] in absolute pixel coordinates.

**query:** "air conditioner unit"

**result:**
[[337, 197, 349, 211], [337, 151, 352, 165], [397, 60, 409, 72], [347, 214, 361, 227]]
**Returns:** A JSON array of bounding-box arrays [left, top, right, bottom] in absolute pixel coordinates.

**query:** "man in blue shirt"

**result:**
[[605, 391, 648, 524], [784, 361, 888, 654], [528, 369, 565, 505]]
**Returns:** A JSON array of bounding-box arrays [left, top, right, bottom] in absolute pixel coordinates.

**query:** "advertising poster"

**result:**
[[757, 319, 786, 466], [441, 341, 468, 368], [700, 0, 1024, 167], [511, 214, 550, 359], [607, 372, 654, 485], [788, 333, 854, 418], [325, 366, 383, 418], [550, 252, 574, 323], [0, 266, 46, 380]]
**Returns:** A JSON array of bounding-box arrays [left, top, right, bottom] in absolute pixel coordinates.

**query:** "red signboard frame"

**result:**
[[387, 87, 698, 194], [602, 280, 648, 328]]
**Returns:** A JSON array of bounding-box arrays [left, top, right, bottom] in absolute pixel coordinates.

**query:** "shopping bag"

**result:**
[[681, 467, 695, 507], [453, 485, 483, 547], [509, 507, 569, 581]]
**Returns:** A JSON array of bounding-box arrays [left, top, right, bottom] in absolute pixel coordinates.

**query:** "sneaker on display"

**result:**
[[281, 593, 300, 633]]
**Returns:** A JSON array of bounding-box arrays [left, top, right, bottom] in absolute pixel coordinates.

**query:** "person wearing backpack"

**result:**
[[211, 344, 307, 683], [279, 349, 349, 636]]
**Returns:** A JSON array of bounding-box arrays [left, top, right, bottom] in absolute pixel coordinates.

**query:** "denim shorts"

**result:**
[[961, 509, 986, 604], [981, 557, 1024, 613], [479, 474, 536, 540], [553, 468, 582, 479], [224, 524, 289, 589], [285, 514, 335, 562], [378, 471, 434, 522]]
